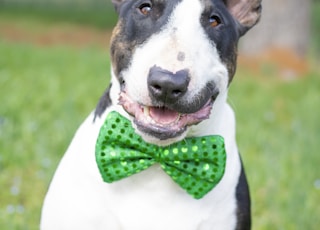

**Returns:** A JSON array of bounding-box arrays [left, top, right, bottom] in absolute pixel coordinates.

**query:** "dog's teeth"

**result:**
[[144, 106, 150, 116], [175, 114, 181, 123]]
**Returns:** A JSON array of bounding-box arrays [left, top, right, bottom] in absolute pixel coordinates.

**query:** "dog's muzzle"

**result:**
[[119, 66, 218, 140]]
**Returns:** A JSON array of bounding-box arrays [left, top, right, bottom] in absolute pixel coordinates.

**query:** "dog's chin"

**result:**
[[119, 92, 213, 143]]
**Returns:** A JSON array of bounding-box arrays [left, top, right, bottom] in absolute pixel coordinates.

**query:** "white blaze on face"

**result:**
[[123, 0, 229, 107]]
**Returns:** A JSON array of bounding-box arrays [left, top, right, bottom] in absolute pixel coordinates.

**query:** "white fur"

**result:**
[[41, 0, 242, 229]]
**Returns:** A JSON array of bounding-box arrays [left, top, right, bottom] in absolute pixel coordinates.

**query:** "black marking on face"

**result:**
[[110, 0, 183, 79], [200, 0, 240, 83]]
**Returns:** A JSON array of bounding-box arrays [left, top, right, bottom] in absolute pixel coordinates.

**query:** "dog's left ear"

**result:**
[[111, 0, 125, 13], [225, 0, 262, 36]]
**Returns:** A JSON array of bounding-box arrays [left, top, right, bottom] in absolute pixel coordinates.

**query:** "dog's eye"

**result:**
[[209, 15, 221, 28], [138, 2, 152, 16]]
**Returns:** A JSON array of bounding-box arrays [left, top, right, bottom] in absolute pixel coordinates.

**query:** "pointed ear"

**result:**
[[111, 0, 125, 13], [225, 0, 262, 36]]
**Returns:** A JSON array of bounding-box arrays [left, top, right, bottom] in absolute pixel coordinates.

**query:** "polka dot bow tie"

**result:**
[[95, 111, 226, 199]]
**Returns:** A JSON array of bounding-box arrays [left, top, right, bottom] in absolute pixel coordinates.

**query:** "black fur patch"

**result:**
[[110, 0, 182, 78], [94, 84, 112, 121], [235, 157, 251, 230], [200, 0, 240, 82]]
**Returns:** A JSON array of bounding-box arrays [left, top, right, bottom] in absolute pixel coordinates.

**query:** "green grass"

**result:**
[[0, 4, 117, 29], [0, 41, 110, 229], [1, 18, 320, 230], [229, 69, 320, 229]]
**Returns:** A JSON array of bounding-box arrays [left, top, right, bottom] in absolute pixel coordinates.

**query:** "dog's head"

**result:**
[[108, 0, 261, 144]]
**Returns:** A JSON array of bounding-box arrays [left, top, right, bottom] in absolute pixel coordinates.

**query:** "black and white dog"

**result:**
[[41, 0, 261, 229]]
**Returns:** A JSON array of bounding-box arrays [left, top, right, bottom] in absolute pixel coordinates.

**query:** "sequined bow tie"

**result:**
[[95, 111, 226, 199]]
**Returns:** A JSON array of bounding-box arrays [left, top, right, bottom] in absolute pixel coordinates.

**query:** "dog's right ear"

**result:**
[[225, 0, 262, 36], [111, 0, 125, 13]]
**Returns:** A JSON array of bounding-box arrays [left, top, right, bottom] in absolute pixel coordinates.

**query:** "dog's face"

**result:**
[[109, 0, 261, 144]]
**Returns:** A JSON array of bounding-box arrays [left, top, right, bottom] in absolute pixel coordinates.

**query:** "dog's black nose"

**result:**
[[148, 66, 190, 103]]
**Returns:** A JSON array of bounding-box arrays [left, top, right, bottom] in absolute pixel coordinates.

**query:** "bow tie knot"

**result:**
[[96, 111, 226, 199]]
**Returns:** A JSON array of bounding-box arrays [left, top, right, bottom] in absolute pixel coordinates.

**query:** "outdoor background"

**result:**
[[0, 0, 319, 229]]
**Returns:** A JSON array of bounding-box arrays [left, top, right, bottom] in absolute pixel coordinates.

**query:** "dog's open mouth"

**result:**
[[119, 92, 213, 140]]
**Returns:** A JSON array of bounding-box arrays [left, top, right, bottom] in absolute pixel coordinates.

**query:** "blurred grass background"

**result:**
[[0, 0, 117, 28], [0, 0, 320, 229]]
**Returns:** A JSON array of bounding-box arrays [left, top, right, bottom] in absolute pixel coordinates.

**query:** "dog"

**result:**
[[41, 0, 261, 229]]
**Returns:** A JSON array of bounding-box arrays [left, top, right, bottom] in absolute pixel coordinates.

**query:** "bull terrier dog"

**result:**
[[41, 0, 262, 229]]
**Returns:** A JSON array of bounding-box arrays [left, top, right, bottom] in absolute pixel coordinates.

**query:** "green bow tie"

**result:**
[[95, 111, 226, 199]]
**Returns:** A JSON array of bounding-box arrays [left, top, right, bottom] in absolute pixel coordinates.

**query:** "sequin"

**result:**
[[192, 145, 198, 152], [181, 147, 188, 153], [163, 149, 169, 156], [172, 148, 179, 155], [203, 163, 210, 171]]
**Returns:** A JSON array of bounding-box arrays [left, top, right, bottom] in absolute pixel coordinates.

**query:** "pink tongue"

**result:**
[[149, 107, 180, 125]]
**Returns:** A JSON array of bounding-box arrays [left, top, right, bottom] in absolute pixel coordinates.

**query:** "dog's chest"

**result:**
[[100, 165, 238, 230], [41, 105, 241, 229], [91, 105, 240, 229]]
